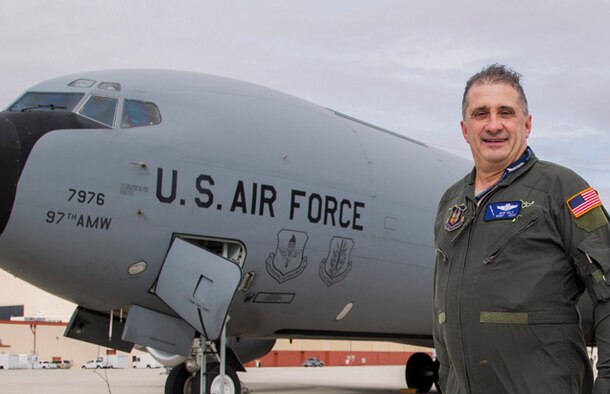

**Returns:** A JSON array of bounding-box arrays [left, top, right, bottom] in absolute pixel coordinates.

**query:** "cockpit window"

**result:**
[[8, 92, 84, 112], [98, 82, 121, 91], [121, 99, 162, 128], [69, 79, 96, 88], [76, 95, 118, 127]]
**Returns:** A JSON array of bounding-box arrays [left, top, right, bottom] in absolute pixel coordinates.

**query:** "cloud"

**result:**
[[0, 0, 608, 193]]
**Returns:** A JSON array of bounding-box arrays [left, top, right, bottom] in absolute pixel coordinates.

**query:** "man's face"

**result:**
[[461, 82, 532, 172]]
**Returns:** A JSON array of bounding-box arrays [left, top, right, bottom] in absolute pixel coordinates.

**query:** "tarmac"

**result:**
[[0, 366, 438, 394]]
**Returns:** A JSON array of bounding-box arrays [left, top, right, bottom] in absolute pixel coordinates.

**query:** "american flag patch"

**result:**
[[567, 187, 602, 218]]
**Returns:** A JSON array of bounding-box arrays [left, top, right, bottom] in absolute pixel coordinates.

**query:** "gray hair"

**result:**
[[461, 64, 529, 118]]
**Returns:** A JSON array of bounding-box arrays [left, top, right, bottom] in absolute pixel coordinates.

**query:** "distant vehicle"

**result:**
[[132, 353, 163, 369], [0, 354, 19, 369], [302, 357, 324, 367], [51, 356, 68, 369], [104, 355, 128, 369], [60, 360, 73, 369], [53, 359, 72, 369], [1, 354, 35, 369], [82, 355, 128, 369], [38, 360, 58, 369], [82, 359, 104, 369]]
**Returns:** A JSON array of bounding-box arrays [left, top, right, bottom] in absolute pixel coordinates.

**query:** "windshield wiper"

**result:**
[[20, 104, 68, 112]]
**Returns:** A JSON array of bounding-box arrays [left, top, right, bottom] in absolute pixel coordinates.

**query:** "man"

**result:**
[[433, 64, 610, 393]]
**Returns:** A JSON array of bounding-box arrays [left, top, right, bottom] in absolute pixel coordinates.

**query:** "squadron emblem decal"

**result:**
[[320, 237, 354, 287], [266, 230, 309, 284], [444, 204, 467, 232]]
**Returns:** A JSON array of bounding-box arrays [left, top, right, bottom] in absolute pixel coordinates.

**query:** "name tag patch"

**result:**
[[484, 201, 521, 221]]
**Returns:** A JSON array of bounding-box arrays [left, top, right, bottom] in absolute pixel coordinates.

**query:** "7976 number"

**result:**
[[68, 189, 105, 206]]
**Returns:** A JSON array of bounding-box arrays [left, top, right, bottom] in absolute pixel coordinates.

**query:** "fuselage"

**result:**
[[0, 69, 471, 348]]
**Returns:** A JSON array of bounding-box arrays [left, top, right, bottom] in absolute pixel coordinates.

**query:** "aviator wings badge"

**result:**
[[320, 237, 354, 287], [266, 230, 308, 284]]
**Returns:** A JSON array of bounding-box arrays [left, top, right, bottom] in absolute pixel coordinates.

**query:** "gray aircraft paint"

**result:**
[[0, 69, 471, 348]]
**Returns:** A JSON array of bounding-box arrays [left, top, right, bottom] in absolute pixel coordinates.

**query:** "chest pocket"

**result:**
[[476, 207, 554, 312], [481, 208, 542, 266]]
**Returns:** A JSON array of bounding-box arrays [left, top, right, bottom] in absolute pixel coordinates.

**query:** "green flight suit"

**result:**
[[433, 152, 610, 393]]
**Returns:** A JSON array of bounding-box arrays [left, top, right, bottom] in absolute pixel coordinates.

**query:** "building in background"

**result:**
[[0, 270, 127, 367], [0, 269, 429, 368]]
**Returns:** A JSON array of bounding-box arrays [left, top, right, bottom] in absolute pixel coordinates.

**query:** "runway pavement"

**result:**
[[0, 366, 438, 394]]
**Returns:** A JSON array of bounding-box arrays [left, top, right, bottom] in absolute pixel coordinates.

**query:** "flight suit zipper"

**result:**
[[456, 197, 478, 393], [456, 189, 498, 392], [482, 214, 541, 265]]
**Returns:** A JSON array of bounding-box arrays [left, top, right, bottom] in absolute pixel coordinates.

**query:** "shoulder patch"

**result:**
[[575, 206, 609, 232], [567, 187, 602, 218]]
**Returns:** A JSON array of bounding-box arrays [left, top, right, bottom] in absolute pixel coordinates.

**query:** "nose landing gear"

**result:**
[[165, 335, 242, 394]]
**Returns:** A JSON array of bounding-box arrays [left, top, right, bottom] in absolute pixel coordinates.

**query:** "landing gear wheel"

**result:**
[[191, 363, 241, 394], [165, 364, 191, 394], [405, 352, 439, 393]]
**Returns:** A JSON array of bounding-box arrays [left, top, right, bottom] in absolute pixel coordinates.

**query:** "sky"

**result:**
[[1, 0, 609, 201]]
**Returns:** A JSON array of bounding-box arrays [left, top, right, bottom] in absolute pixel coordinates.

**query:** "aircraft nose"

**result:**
[[0, 114, 20, 235], [0, 111, 109, 236]]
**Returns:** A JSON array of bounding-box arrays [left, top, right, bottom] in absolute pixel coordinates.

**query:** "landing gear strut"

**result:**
[[405, 352, 440, 393], [165, 320, 241, 394]]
